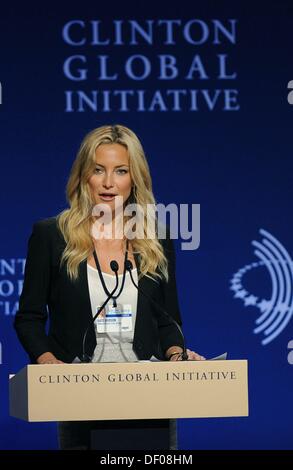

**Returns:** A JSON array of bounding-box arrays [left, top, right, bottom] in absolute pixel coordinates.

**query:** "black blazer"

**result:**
[[14, 217, 184, 363]]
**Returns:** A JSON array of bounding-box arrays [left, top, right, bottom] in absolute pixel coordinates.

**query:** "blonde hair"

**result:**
[[57, 124, 168, 282]]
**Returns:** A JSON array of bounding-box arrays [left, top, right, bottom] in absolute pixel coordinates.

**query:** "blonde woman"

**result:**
[[14, 124, 204, 450]]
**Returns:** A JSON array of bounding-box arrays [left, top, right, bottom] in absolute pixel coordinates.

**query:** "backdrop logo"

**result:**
[[62, 19, 239, 113], [230, 229, 293, 345], [0, 259, 25, 316]]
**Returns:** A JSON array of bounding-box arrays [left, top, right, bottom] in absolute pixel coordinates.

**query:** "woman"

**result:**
[[14, 124, 204, 449]]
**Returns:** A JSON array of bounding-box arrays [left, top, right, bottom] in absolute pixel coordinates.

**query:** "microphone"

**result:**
[[80, 260, 120, 363], [125, 260, 189, 361]]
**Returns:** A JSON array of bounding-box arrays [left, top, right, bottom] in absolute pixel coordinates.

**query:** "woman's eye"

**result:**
[[94, 168, 128, 175]]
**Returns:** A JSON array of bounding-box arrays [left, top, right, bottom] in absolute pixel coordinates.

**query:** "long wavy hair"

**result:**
[[57, 124, 168, 282]]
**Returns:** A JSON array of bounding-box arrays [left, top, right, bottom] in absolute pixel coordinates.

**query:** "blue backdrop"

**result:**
[[0, 1, 292, 450]]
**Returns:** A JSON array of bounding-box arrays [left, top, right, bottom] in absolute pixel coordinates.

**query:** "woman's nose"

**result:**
[[103, 172, 114, 188]]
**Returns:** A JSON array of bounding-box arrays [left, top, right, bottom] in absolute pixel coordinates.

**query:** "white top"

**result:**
[[87, 263, 139, 362]]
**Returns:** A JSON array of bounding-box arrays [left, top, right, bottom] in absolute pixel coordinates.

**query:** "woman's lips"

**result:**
[[99, 194, 117, 201]]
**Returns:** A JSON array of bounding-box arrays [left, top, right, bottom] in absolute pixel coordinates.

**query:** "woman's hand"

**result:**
[[169, 348, 206, 361], [185, 348, 206, 361], [36, 352, 64, 364]]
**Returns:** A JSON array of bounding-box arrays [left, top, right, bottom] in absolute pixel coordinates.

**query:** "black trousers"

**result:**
[[57, 419, 177, 450]]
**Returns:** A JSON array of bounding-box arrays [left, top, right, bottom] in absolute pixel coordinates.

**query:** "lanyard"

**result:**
[[92, 239, 129, 308]]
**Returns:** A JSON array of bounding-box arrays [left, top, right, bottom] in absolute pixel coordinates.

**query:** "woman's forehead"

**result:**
[[95, 143, 129, 161]]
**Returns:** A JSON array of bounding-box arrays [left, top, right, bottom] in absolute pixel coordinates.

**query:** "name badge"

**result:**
[[95, 304, 132, 333]]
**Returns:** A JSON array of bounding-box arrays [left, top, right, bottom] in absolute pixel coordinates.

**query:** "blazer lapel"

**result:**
[[133, 252, 142, 320], [77, 259, 95, 324], [132, 252, 163, 358], [133, 252, 151, 332]]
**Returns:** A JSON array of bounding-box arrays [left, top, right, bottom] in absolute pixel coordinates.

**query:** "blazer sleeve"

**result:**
[[157, 232, 185, 356], [14, 222, 51, 361]]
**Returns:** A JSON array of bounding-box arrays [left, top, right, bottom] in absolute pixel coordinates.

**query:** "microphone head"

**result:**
[[110, 260, 119, 272], [125, 259, 133, 271]]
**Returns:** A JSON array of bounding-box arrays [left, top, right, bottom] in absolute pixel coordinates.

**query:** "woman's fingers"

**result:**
[[39, 359, 64, 364], [186, 349, 206, 360]]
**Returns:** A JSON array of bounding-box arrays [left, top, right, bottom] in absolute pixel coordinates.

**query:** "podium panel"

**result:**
[[10, 360, 249, 422]]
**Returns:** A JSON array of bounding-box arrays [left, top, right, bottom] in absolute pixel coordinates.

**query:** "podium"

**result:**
[[10, 360, 248, 449]]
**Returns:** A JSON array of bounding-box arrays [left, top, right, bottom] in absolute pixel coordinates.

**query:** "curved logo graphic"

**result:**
[[288, 340, 293, 365], [230, 229, 293, 345]]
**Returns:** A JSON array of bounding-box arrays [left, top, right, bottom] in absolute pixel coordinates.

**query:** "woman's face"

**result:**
[[88, 143, 132, 212]]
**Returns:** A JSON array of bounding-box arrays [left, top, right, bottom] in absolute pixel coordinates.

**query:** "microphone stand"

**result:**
[[81, 260, 120, 363], [125, 260, 189, 361]]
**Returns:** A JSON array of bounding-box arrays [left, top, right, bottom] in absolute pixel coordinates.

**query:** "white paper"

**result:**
[[208, 352, 228, 361], [140, 353, 228, 362]]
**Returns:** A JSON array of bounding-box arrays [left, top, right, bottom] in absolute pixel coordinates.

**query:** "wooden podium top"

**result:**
[[10, 360, 248, 422]]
